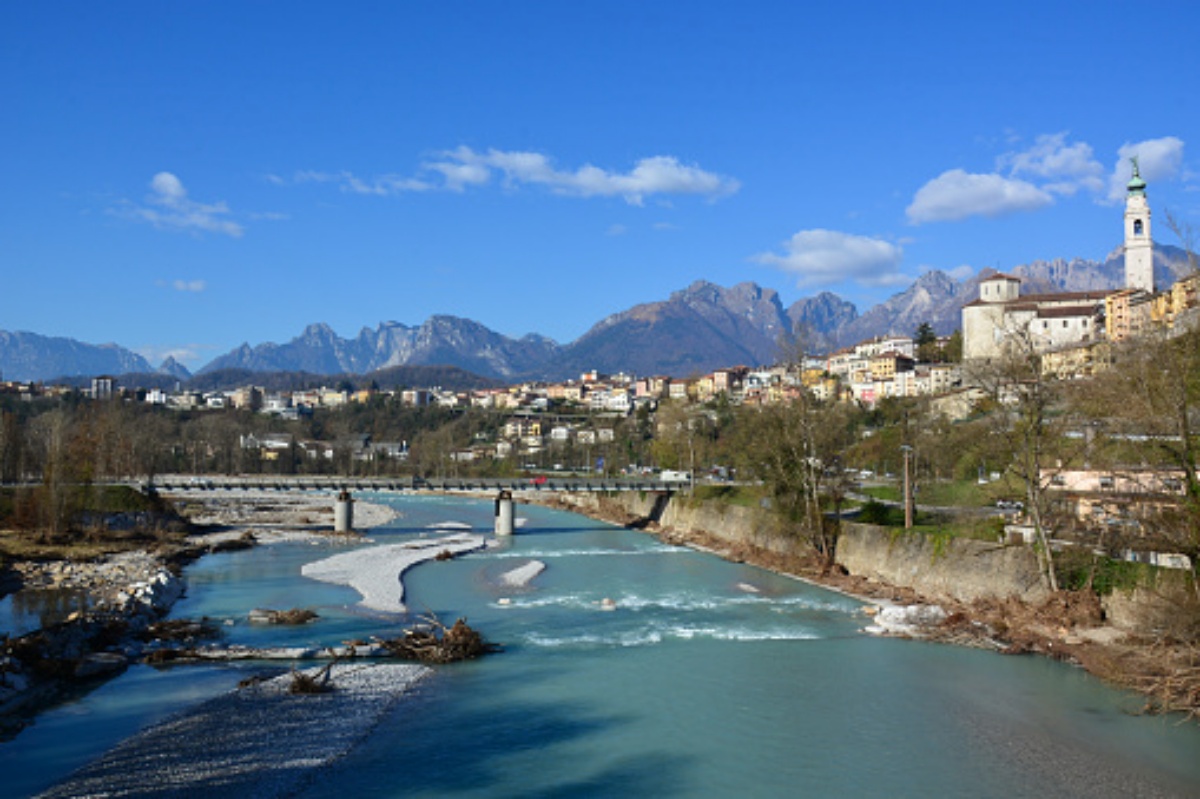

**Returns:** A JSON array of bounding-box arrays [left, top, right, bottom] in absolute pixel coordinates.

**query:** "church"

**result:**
[[961, 160, 1154, 363]]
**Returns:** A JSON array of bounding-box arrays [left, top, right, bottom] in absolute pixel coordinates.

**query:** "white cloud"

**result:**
[[437, 147, 740, 204], [291, 170, 431, 195], [155, 279, 207, 292], [907, 132, 1186, 225], [125, 172, 245, 237], [422, 159, 491, 192], [946, 264, 976, 281], [1106, 136, 1186, 201], [907, 169, 1052, 224], [282, 148, 739, 204], [752, 229, 905, 288], [606, 223, 627, 237], [999, 132, 1104, 196]]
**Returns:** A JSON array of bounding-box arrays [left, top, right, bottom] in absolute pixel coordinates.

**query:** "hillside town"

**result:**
[[4, 165, 1197, 473], [0, 167, 1195, 499]]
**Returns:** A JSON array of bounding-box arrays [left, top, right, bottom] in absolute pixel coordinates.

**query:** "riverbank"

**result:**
[[169, 488, 401, 534], [0, 489, 401, 737], [530, 490, 1200, 721], [11, 489, 1200, 798]]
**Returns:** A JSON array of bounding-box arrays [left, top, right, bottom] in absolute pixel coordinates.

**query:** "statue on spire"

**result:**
[[1127, 155, 1147, 195]]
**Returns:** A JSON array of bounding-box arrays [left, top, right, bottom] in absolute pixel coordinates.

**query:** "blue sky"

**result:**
[[3, 2, 1198, 371]]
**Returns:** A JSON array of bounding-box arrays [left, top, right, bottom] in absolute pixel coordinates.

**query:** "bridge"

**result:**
[[142, 474, 689, 495]]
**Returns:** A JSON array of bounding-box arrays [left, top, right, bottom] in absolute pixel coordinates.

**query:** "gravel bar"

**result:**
[[38, 663, 429, 799]]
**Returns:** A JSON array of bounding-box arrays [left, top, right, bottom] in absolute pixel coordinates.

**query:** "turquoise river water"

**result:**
[[3, 494, 1200, 797]]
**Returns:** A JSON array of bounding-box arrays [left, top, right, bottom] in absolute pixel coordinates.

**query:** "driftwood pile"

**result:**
[[248, 608, 319, 625], [381, 613, 500, 664], [140, 618, 221, 644], [138, 612, 500, 670]]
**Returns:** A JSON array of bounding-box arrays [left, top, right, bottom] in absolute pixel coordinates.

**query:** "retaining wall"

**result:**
[[552, 492, 1050, 603], [834, 523, 1051, 604]]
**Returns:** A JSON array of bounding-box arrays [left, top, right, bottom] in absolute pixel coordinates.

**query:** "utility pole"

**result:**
[[901, 444, 913, 529]]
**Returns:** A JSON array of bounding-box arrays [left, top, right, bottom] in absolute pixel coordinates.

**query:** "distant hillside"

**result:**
[[202, 318, 558, 380], [787, 292, 859, 354], [55, 364, 502, 395], [555, 281, 791, 378], [5, 243, 1195, 383], [833, 270, 973, 347], [0, 331, 152, 382], [811, 242, 1195, 350], [187, 365, 502, 393], [1010, 243, 1193, 295]]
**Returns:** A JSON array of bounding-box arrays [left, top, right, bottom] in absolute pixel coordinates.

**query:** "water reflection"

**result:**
[[1, 588, 91, 637]]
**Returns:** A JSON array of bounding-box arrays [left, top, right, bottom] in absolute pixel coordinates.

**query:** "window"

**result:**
[[1134, 220, 1144, 236]]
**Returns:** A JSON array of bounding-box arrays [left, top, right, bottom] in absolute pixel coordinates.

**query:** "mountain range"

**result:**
[[3, 244, 1193, 384]]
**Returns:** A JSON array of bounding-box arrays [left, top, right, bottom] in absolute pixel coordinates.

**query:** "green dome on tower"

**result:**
[[1127, 156, 1146, 195]]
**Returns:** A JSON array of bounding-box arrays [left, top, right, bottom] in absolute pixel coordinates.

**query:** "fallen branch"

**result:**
[[290, 655, 337, 694]]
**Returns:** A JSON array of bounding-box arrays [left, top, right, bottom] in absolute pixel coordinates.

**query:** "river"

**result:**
[[4, 494, 1200, 797]]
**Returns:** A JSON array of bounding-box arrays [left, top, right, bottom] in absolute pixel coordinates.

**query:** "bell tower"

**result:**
[[1124, 157, 1153, 292]]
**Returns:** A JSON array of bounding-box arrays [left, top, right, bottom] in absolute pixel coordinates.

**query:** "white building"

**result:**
[[963, 162, 1158, 364], [1124, 158, 1153, 293], [962, 275, 1109, 362]]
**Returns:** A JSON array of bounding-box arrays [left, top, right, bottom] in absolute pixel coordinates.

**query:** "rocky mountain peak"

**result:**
[[299, 322, 338, 342], [157, 356, 192, 380]]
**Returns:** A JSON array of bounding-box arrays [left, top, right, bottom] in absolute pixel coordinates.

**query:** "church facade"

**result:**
[[962, 159, 1153, 362]]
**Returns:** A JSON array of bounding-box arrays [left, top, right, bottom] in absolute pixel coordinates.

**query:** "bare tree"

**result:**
[[740, 334, 856, 569], [27, 410, 79, 536], [1071, 210, 1200, 601], [0, 409, 23, 483], [966, 326, 1084, 592], [1080, 325, 1200, 598]]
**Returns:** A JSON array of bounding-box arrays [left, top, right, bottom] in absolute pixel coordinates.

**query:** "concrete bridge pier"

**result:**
[[494, 490, 515, 536], [335, 489, 355, 533]]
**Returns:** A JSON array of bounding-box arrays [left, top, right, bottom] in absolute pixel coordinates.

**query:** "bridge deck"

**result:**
[[137, 475, 686, 494]]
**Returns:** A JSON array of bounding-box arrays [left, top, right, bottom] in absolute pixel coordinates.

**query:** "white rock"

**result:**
[[866, 604, 947, 637], [499, 560, 546, 587]]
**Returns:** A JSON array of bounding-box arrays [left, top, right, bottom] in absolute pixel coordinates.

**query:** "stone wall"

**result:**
[[550, 491, 809, 559], [834, 523, 1051, 604], [550, 492, 1049, 603], [1101, 572, 1198, 634], [548, 491, 1195, 630]]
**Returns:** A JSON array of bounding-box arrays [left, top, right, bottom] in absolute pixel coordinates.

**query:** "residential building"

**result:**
[[230, 386, 262, 410], [869, 351, 914, 381], [91, 376, 115, 400]]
